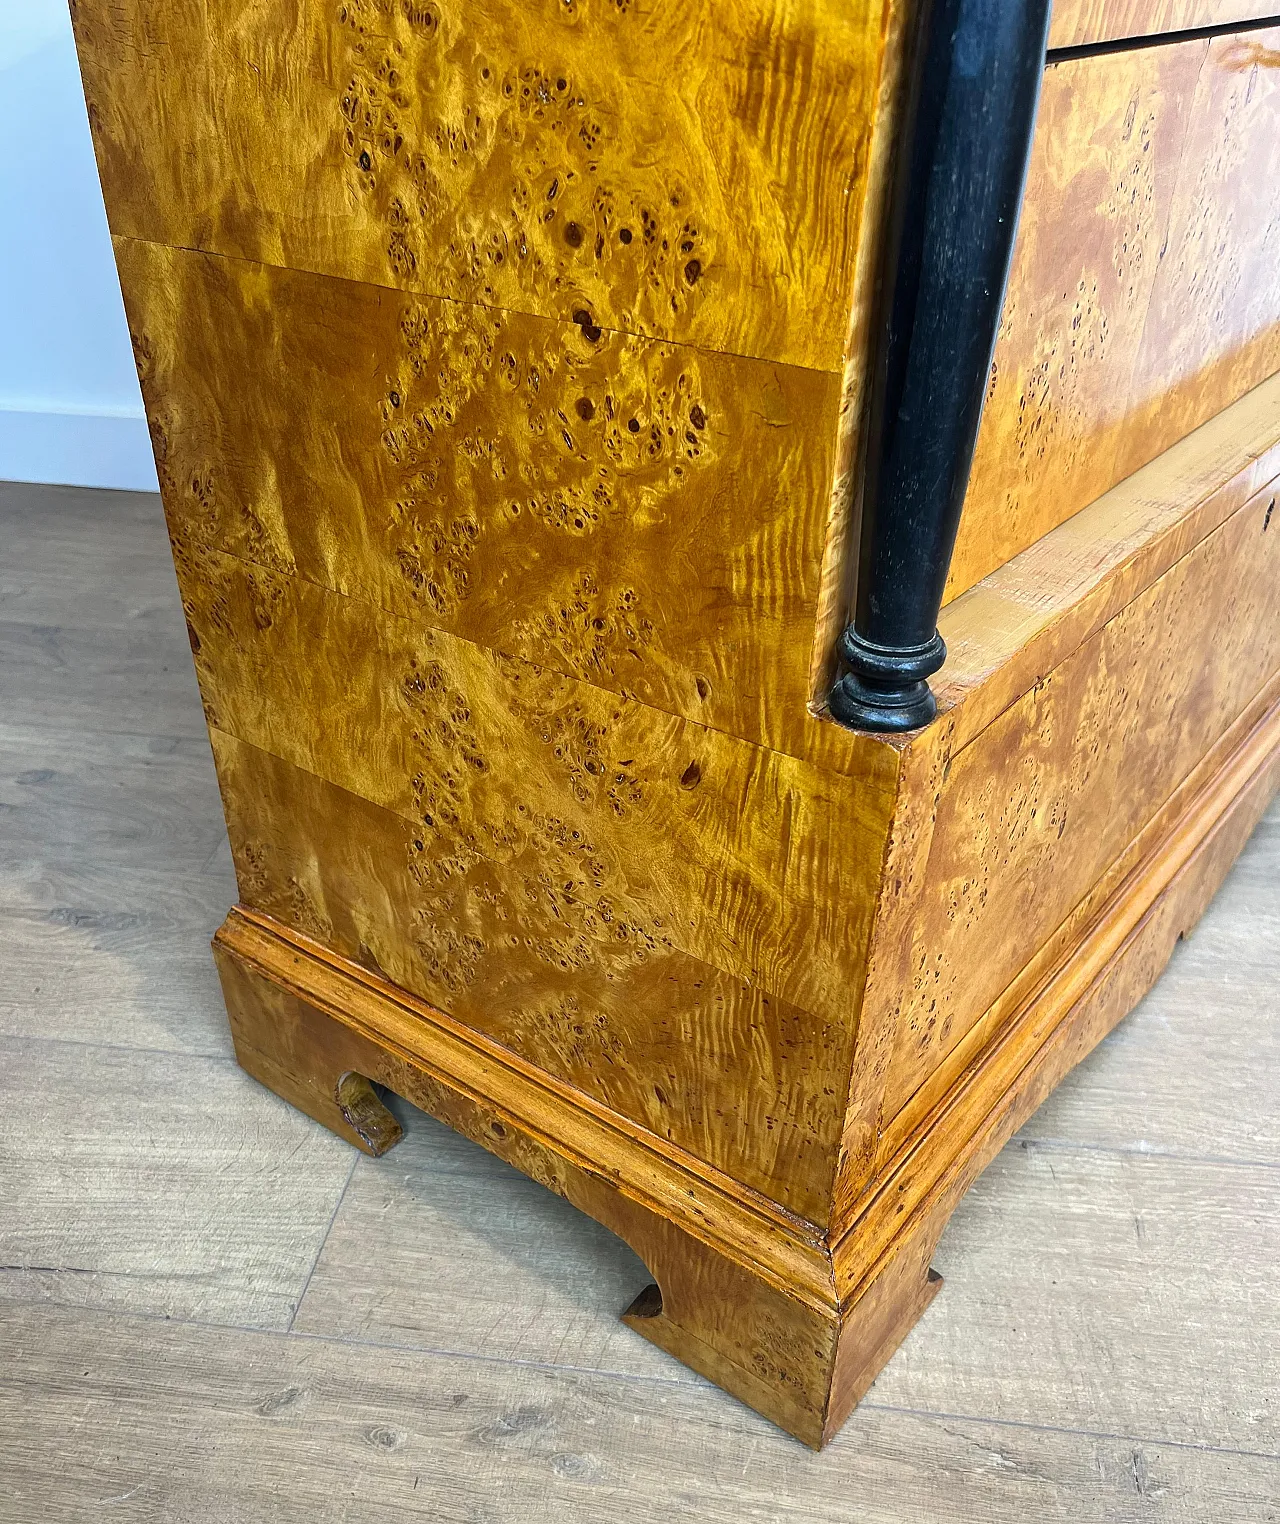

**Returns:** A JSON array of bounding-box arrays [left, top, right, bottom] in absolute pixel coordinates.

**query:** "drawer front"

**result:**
[[948, 24, 1280, 601], [890, 481, 1280, 1127]]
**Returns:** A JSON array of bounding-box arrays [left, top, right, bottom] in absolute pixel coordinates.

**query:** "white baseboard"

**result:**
[[0, 406, 159, 493]]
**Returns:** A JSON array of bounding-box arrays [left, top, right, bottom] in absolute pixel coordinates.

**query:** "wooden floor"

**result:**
[[0, 479, 1277, 1521]]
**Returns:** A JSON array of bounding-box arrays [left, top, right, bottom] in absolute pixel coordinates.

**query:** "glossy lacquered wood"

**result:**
[[117, 236, 840, 760], [947, 23, 1280, 600], [71, 0, 1280, 1448], [70, 0, 894, 373]]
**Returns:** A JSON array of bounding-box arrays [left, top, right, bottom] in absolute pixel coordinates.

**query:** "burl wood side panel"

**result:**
[[120, 238, 840, 758], [947, 28, 1280, 600], [1048, 2, 1276, 49], [174, 539, 897, 1220], [71, 0, 893, 372], [883, 485, 1280, 1126], [210, 729, 854, 1222], [175, 540, 897, 1023]]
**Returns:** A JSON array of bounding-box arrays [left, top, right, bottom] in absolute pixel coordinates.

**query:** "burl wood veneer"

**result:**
[[73, 0, 1280, 1447]]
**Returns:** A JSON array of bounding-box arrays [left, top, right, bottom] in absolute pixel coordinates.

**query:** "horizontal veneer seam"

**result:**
[[110, 233, 850, 381], [181, 405, 1280, 789], [153, 286, 1280, 779], [218, 906, 840, 1313], [207, 715, 881, 1041], [830, 689, 1280, 1301], [179, 525, 887, 783]]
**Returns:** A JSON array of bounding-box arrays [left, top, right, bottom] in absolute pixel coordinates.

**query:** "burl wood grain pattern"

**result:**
[[71, 0, 1280, 1448], [174, 538, 896, 1025], [210, 666, 1280, 1447], [1048, 1, 1277, 49], [209, 727, 863, 1223], [946, 25, 1280, 600], [887, 485, 1280, 1130], [831, 680, 1280, 1305], [71, 0, 893, 373], [170, 517, 896, 1221], [173, 387, 1280, 1241], [119, 237, 841, 758], [81, 3, 1280, 683]]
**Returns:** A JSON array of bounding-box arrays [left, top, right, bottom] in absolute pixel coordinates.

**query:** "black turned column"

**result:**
[[829, 0, 1053, 733]]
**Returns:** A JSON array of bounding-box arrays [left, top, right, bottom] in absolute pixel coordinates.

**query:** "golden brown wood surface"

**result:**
[[946, 26, 1280, 600], [210, 728, 863, 1223], [209, 672, 1280, 1448], [885, 484, 1280, 1131], [174, 538, 897, 1027], [70, 0, 895, 373], [1048, 1, 1277, 49], [68, 0, 1280, 1450], [119, 237, 841, 758], [937, 373, 1280, 751], [832, 685, 1280, 1303], [167, 524, 897, 1221], [173, 386, 1280, 1246]]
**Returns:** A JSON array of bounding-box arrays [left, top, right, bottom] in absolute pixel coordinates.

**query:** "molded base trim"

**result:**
[[212, 687, 1279, 1445]]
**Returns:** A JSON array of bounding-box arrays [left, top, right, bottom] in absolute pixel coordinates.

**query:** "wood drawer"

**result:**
[[949, 21, 1280, 599]]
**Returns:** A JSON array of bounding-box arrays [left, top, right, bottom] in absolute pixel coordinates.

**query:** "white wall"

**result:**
[[0, 2, 157, 492]]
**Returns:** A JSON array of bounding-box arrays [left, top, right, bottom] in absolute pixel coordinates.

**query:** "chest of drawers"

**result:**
[[72, 0, 1280, 1445]]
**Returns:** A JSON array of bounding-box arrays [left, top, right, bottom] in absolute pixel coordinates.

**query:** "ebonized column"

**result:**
[[829, 0, 1053, 733]]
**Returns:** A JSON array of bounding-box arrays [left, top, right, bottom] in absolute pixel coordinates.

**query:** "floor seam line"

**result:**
[[288, 1152, 360, 1334], [4, 1296, 1279, 1463]]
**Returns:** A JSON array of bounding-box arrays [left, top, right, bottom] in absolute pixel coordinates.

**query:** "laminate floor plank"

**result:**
[[0, 1034, 354, 1329], [0, 905, 234, 1055], [0, 716, 236, 1053], [0, 480, 179, 633], [0, 722, 227, 882], [1, 1301, 1274, 1524], [0, 618, 209, 741], [289, 1098, 673, 1382], [873, 1143, 1279, 1453]]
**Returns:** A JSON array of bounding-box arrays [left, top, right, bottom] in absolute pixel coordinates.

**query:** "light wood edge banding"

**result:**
[[215, 906, 839, 1311], [931, 372, 1280, 756]]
